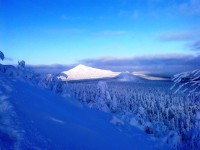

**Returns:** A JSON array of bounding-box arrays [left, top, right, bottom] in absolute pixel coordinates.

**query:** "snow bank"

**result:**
[[0, 78, 22, 150]]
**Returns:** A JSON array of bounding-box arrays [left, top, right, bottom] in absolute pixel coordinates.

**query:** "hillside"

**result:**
[[0, 68, 166, 149]]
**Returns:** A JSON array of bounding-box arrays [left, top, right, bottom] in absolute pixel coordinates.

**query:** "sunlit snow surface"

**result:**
[[62, 64, 120, 81], [0, 72, 167, 150]]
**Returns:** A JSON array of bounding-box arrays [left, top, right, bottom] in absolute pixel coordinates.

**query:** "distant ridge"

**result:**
[[61, 64, 170, 81], [115, 71, 145, 82]]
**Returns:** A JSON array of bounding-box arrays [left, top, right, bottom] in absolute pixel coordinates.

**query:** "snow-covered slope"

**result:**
[[0, 71, 167, 150], [62, 64, 120, 81], [115, 71, 145, 82]]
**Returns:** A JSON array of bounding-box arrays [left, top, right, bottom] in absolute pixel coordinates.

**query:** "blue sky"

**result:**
[[1, 0, 200, 73]]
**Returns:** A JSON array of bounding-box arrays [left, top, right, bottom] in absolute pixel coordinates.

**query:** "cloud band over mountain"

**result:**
[[80, 54, 200, 75]]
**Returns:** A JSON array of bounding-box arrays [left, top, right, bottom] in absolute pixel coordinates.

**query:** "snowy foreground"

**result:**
[[0, 66, 167, 149], [1, 63, 200, 149]]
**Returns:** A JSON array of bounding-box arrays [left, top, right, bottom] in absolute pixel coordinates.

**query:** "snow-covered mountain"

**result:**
[[115, 71, 145, 82], [62, 64, 120, 81]]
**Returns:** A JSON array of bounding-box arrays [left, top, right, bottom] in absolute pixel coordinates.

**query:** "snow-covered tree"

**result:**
[[171, 69, 200, 97], [68, 71, 200, 149], [18, 60, 25, 69], [196, 110, 200, 132], [0, 51, 4, 61], [171, 69, 200, 149], [57, 72, 68, 81], [110, 94, 118, 113], [93, 81, 111, 112]]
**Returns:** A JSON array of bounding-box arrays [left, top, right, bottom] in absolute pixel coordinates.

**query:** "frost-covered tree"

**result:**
[[171, 69, 200, 149], [92, 81, 111, 112], [0, 51, 4, 61], [38, 72, 71, 97], [57, 72, 68, 81], [18, 60, 25, 69], [196, 110, 200, 131], [171, 69, 200, 97], [69, 78, 199, 148], [110, 94, 118, 113]]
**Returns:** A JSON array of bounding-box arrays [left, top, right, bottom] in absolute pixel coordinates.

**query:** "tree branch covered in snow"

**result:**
[[171, 69, 200, 97], [171, 69, 200, 149]]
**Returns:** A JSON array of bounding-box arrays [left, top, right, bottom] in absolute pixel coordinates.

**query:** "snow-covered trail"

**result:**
[[0, 74, 167, 149]]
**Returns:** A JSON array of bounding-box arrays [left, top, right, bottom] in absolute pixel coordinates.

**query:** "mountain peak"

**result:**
[[75, 64, 87, 68], [70, 64, 94, 72]]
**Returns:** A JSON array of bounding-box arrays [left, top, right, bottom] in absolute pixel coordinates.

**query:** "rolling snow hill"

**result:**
[[62, 64, 120, 81]]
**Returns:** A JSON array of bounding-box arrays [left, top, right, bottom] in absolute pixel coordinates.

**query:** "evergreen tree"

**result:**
[[0, 51, 4, 61]]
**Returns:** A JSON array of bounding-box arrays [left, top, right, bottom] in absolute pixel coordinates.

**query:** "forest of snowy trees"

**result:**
[[68, 78, 200, 149], [0, 51, 199, 149]]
